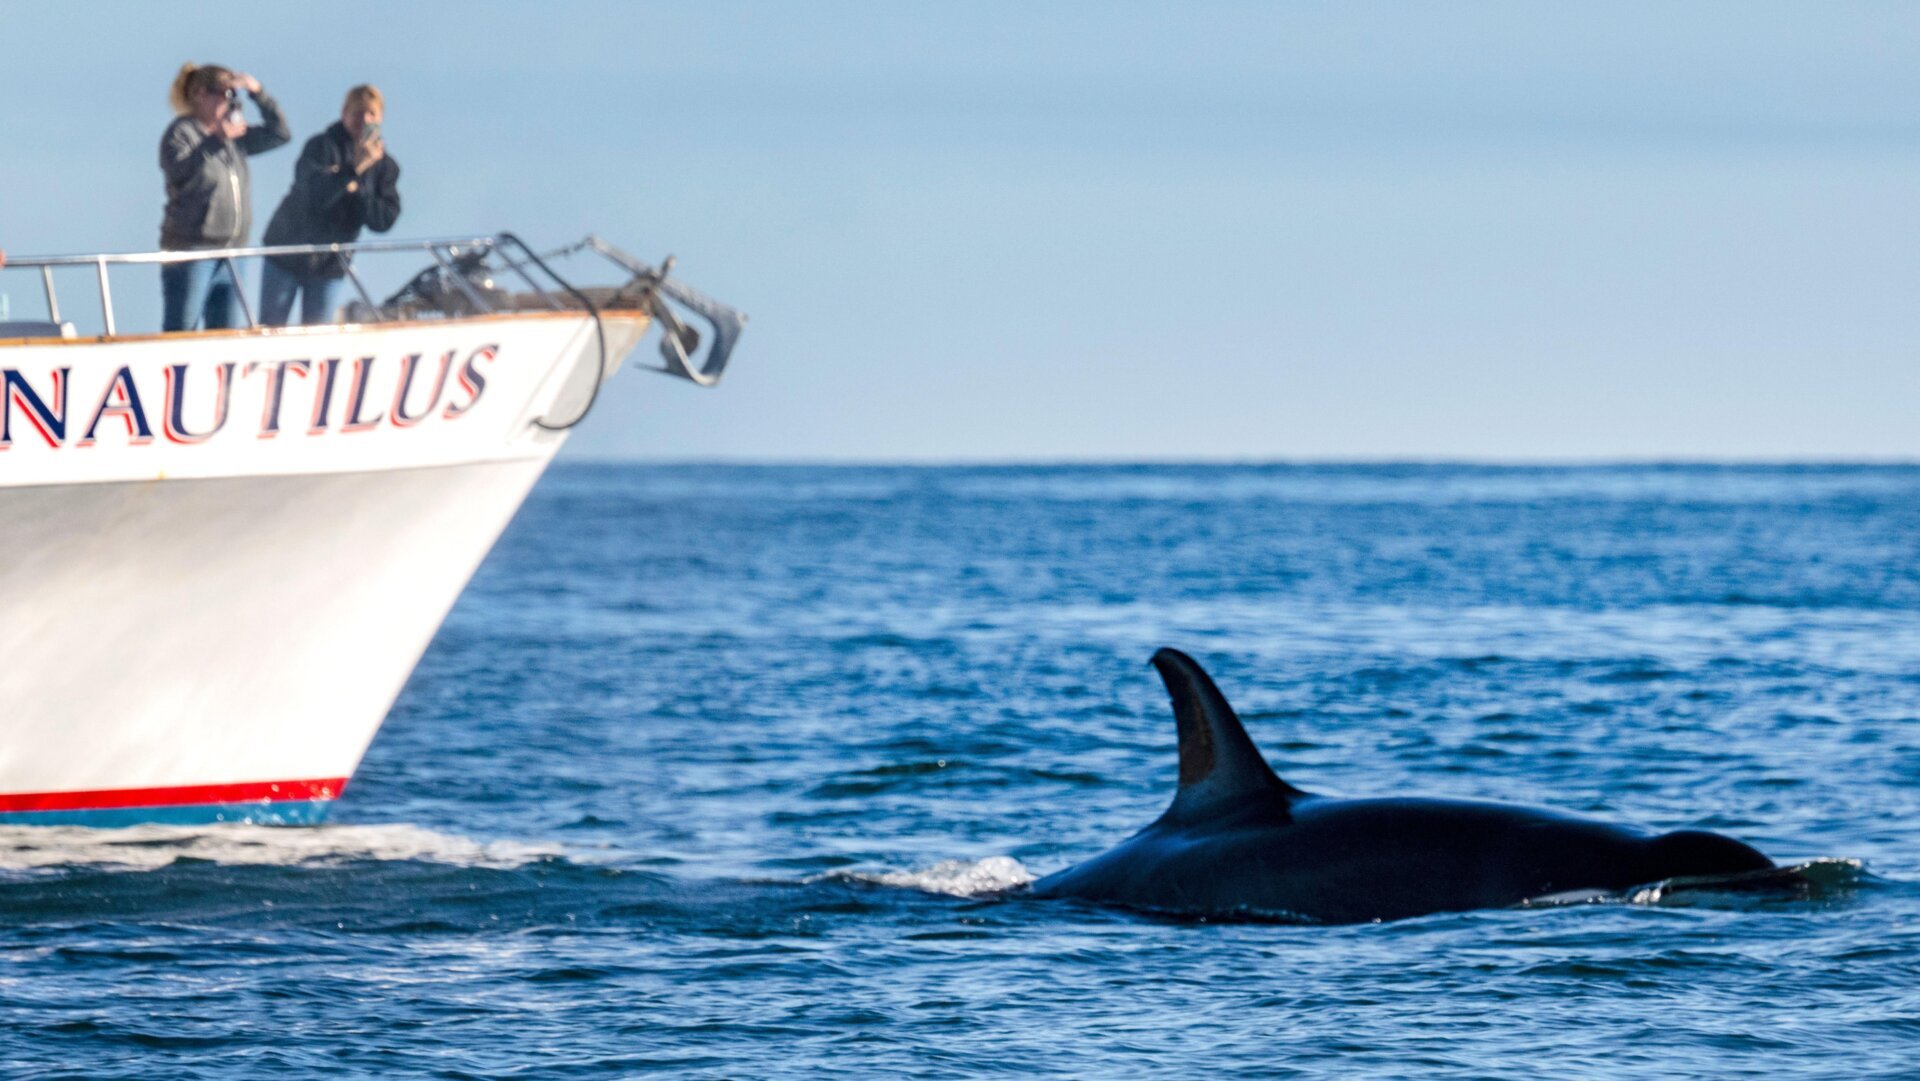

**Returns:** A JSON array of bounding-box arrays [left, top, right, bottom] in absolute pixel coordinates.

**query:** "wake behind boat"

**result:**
[[0, 234, 744, 825]]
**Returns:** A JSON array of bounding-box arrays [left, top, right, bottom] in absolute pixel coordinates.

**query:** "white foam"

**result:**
[[826, 856, 1036, 897], [0, 822, 562, 872], [1522, 888, 1614, 908]]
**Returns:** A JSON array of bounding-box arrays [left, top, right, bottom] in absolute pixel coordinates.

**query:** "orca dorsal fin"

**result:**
[[1150, 648, 1301, 824]]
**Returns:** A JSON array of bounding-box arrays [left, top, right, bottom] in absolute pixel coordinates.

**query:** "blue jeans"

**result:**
[[260, 260, 343, 327], [161, 258, 239, 332]]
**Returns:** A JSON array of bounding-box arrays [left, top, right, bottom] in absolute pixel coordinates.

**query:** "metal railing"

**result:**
[[0, 232, 745, 386]]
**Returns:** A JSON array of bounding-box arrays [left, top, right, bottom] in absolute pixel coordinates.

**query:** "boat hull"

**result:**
[[0, 312, 647, 824]]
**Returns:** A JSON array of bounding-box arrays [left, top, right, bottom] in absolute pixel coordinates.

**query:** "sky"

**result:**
[[3, 1, 1919, 461]]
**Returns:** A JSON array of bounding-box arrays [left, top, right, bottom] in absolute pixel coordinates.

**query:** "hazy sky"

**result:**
[[3, 1, 1919, 461]]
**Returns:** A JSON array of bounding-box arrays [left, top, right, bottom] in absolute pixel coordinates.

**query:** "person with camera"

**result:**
[[158, 63, 290, 332], [259, 85, 402, 326]]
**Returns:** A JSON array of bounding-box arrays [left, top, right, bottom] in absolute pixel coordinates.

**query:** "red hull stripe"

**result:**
[[0, 778, 347, 813]]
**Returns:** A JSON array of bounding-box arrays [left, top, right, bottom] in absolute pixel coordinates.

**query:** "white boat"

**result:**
[[0, 235, 744, 825]]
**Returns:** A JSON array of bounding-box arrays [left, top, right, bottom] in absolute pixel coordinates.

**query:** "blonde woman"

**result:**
[[158, 62, 290, 332], [261, 84, 401, 325]]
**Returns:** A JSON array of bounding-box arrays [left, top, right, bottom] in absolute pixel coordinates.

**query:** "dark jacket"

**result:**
[[262, 122, 402, 278], [158, 90, 291, 250]]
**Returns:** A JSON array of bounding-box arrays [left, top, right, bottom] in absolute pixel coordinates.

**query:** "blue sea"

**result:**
[[4, 463, 1918, 1078]]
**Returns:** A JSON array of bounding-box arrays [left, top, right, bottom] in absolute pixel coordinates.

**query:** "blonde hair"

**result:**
[[169, 62, 233, 115], [342, 84, 384, 114]]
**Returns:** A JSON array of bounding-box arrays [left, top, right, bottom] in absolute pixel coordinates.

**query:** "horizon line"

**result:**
[[556, 454, 1920, 469]]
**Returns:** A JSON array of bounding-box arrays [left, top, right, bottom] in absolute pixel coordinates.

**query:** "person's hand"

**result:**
[[232, 72, 262, 95], [220, 113, 248, 139], [353, 134, 385, 175]]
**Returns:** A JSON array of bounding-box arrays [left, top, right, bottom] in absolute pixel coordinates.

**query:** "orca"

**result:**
[[1030, 648, 1775, 923]]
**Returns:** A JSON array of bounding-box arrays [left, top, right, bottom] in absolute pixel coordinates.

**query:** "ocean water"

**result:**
[[4, 463, 1918, 1078]]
